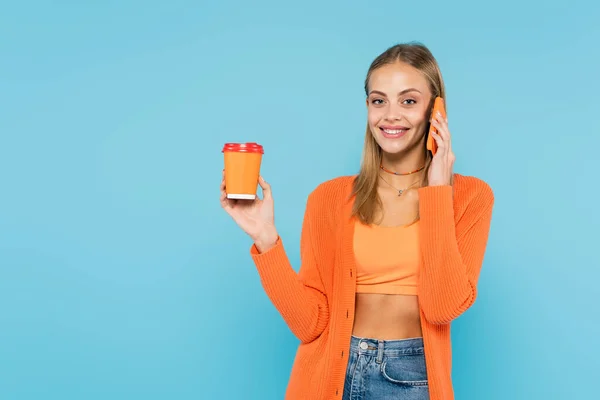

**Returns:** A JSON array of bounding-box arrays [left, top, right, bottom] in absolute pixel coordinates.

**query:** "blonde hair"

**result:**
[[351, 42, 447, 225]]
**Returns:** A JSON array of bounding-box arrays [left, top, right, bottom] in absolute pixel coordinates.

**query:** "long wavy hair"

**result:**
[[351, 42, 447, 225]]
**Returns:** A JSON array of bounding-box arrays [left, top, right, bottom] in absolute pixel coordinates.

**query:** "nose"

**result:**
[[383, 103, 403, 122]]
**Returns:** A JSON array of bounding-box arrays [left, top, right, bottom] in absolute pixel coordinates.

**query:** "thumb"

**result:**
[[258, 176, 273, 200]]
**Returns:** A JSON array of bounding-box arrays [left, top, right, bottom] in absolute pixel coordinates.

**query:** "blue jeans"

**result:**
[[343, 335, 430, 400]]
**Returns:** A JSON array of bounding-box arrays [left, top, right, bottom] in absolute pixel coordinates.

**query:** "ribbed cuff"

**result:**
[[250, 236, 282, 256], [249, 237, 297, 290]]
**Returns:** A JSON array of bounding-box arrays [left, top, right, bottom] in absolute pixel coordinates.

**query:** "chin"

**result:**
[[374, 136, 410, 155], [380, 146, 409, 157]]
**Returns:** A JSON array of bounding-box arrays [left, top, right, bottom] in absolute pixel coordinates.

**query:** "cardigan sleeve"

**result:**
[[249, 192, 329, 343], [417, 182, 494, 325]]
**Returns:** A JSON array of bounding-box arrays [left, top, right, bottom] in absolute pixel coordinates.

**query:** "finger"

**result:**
[[220, 179, 228, 199], [431, 121, 451, 155], [430, 131, 446, 154], [220, 173, 234, 211], [436, 110, 448, 125], [258, 176, 272, 200], [433, 113, 450, 141], [220, 189, 233, 211], [431, 112, 448, 135], [220, 197, 232, 213]]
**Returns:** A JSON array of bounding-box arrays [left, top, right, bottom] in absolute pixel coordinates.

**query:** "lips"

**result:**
[[380, 126, 409, 138]]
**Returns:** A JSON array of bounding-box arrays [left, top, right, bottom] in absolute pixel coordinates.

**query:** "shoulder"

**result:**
[[453, 173, 494, 211], [310, 175, 355, 199], [305, 175, 356, 214]]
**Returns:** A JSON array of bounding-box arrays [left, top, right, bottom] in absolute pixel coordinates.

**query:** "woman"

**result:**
[[220, 42, 494, 400]]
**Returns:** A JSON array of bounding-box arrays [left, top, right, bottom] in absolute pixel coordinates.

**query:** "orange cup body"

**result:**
[[222, 143, 263, 199]]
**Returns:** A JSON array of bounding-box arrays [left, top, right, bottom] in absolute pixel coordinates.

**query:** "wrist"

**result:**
[[427, 181, 450, 187], [427, 176, 453, 187], [253, 227, 279, 253]]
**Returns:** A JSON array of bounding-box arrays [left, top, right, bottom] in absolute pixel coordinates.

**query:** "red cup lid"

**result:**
[[222, 142, 264, 154]]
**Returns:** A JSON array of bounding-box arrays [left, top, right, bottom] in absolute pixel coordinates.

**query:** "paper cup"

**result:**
[[222, 142, 264, 200]]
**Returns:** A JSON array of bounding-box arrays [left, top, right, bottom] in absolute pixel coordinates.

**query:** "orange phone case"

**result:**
[[426, 97, 446, 155]]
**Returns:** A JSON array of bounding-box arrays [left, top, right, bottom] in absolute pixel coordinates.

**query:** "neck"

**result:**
[[380, 148, 428, 187]]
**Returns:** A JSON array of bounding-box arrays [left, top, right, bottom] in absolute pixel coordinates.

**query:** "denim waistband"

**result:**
[[349, 335, 424, 358]]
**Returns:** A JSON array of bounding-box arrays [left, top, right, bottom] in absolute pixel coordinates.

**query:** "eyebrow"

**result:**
[[368, 88, 422, 97]]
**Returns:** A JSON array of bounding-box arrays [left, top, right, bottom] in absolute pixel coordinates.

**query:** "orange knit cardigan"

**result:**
[[250, 174, 494, 399]]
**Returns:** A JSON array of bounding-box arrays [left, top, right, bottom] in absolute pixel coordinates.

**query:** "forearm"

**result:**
[[419, 236, 475, 324], [251, 238, 329, 343], [417, 184, 493, 324]]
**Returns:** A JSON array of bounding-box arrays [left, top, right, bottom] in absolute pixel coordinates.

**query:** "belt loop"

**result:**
[[376, 340, 384, 364]]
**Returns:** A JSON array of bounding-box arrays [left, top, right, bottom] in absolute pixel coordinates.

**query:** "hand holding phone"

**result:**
[[426, 97, 446, 155]]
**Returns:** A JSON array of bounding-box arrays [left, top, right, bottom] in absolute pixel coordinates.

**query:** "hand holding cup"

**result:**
[[220, 143, 278, 252]]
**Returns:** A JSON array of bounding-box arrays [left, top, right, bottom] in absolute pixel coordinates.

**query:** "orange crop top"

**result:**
[[353, 220, 420, 295]]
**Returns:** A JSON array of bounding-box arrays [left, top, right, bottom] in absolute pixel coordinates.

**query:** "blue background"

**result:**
[[1, 1, 598, 399]]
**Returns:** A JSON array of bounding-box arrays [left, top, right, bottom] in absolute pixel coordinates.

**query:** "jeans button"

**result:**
[[359, 342, 368, 350]]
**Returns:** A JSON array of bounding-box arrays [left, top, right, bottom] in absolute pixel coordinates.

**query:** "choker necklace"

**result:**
[[380, 163, 425, 176]]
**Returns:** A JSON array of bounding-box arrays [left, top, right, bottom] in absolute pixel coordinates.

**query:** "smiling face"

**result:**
[[366, 61, 433, 156]]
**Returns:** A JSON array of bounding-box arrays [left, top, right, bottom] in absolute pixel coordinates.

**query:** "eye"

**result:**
[[402, 99, 417, 105], [371, 98, 385, 105]]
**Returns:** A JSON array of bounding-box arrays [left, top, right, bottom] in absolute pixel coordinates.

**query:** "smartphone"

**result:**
[[426, 97, 446, 155]]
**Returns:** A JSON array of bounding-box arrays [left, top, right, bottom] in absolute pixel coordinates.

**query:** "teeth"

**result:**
[[383, 129, 405, 134]]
